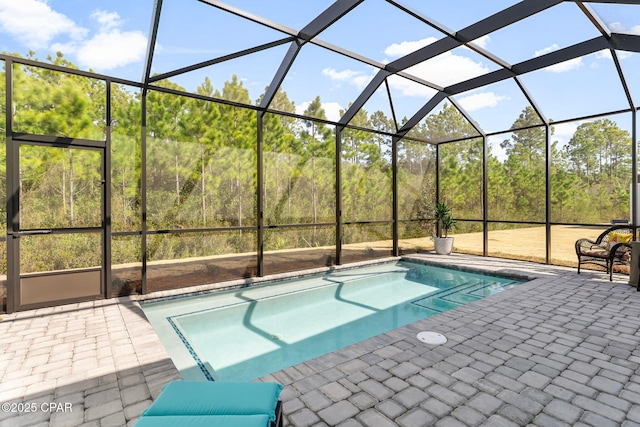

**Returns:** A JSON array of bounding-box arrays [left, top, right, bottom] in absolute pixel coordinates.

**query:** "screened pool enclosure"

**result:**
[[1, 0, 639, 312]]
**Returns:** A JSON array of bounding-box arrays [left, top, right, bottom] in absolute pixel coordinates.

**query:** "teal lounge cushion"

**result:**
[[142, 382, 283, 421], [135, 414, 271, 427]]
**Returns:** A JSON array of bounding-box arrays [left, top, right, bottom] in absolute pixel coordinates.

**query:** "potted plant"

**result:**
[[434, 202, 456, 255]]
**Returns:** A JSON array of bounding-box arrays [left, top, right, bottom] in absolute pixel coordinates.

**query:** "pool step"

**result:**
[[411, 279, 519, 313]]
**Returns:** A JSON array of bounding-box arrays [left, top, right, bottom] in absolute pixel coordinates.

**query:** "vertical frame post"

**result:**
[[545, 124, 552, 264], [435, 144, 440, 216], [634, 109, 639, 291], [141, 92, 148, 295], [392, 136, 399, 256], [336, 127, 342, 265], [104, 81, 113, 298], [257, 112, 264, 276], [483, 135, 488, 257], [5, 60, 16, 313], [632, 109, 637, 232]]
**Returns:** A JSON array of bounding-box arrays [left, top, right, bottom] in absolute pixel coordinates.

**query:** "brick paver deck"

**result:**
[[1, 253, 639, 426]]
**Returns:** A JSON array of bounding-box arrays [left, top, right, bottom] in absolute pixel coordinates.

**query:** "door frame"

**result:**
[[7, 133, 111, 312]]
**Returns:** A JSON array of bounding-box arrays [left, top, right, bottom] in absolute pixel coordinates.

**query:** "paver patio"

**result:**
[[1, 253, 639, 426]]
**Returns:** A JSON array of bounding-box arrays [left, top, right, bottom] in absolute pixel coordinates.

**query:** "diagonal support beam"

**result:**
[[576, 2, 611, 37], [299, 0, 365, 41], [386, 37, 461, 74], [387, 0, 562, 73], [197, 0, 298, 37], [445, 69, 515, 96], [149, 38, 294, 83], [456, 0, 563, 42], [259, 41, 302, 111], [610, 50, 635, 110], [260, 1, 369, 112], [397, 91, 447, 137], [512, 36, 610, 74], [142, 0, 164, 93], [611, 33, 640, 53], [514, 76, 549, 125], [445, 36, 610, 95], [338, 70, 391, 128], [447, 97, 485, 137]]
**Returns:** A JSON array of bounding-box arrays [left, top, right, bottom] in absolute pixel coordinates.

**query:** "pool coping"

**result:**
[[137, 253, 541, 307], [402, 255, 539, 282], [137, 257, 402, 306]]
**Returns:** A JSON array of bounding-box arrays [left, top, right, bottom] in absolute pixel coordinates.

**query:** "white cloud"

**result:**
[[488, 134, 508, 161], [546, 58, 582, 73], [471, 35, 490, 50], [384, 37, 437, 57], [596, 49, 633, 61], [91, 10, 122, 31], [596, 50, 612, 60], [534, 44, 560, 57], [387, 74, 438, 98], [458, 92, 508, 112], [617, 51, 633, 60], [0, 0, 87, 49], [73, 10, 147, 71], [404, 51, 490, 87], [0, 2, 147, 71], [74, 30, 147, 71], [552, 121, 581, 148], [535, 43, 582, 73], [322, 102, 342, 122], [322, 68, 360, 81], [609, 21, 640, 36], [322, 67, 374, 91], [321, 37, 501, 112], [325, 37, 492, 100], [553, 121, 579, 138], [51, 10, 147, 71], [295, 101, 342, 122]]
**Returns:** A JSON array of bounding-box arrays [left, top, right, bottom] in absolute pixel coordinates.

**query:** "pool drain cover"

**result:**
[[417, 331, 447, 345]]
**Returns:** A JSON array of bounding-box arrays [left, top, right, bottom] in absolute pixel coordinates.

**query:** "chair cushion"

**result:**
[[609, 232, 632, 249], [583, 249, 608, 258], [135, 414, 271, 427], [142, 382, 282, 421]]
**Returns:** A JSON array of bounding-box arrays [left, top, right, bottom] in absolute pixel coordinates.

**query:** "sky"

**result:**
[[1, 0, 639, 149]]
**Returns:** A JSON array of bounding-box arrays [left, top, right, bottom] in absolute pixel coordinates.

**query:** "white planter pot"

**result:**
[[434, 237, 454, 255]]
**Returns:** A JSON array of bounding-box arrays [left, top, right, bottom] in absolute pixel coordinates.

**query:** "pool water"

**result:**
[[142, 261, 524, 382]]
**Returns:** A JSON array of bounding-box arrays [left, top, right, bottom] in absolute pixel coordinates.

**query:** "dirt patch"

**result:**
[[111, 224, 626, 296]]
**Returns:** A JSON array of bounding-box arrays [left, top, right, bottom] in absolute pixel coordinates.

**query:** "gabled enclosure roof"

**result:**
[[2, 0, 640, 142]]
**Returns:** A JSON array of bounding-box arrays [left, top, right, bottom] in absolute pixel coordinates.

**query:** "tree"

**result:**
[[561, 118, 631, 222], [550, 141, 581, 222], [426, 103, 482, 222], [499, 107, 546, 221], [261, 87, 297, 224], [300, 97, 334, 242], [422, 102, 478, 142], [111, 84, 143, 231]]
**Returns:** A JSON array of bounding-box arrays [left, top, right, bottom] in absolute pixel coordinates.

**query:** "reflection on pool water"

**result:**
[[142, 261, 525, 382]]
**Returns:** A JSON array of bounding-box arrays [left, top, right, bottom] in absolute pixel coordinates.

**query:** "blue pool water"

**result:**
[[142, 261, 525, 382]]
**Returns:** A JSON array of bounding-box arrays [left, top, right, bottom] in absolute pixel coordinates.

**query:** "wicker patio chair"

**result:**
[[575, 225, 633, 281]]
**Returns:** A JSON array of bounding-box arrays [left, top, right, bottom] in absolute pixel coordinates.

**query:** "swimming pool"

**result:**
[[142, 260, 525, 382]]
